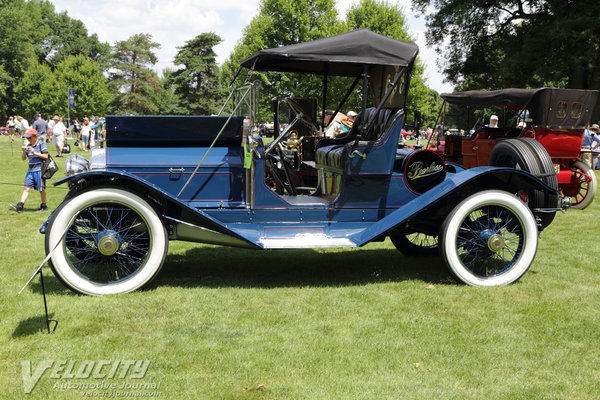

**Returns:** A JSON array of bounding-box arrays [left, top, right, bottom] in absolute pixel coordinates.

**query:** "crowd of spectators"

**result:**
[[4, 113, 105, 156], [5, 112, 106, 213]]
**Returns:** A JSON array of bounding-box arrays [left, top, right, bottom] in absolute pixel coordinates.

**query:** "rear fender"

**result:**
[[53, 170, 258, 249], [350, 167, 558, 246]]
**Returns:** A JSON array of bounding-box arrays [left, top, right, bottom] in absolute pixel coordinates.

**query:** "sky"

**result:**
[[50, 0, 454, 94]]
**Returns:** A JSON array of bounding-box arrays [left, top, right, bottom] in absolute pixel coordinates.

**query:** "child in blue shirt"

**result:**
[[10, 128, 49, 212]]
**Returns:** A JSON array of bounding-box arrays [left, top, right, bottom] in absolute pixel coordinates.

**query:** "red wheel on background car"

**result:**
[[561, 160, 597, 209]]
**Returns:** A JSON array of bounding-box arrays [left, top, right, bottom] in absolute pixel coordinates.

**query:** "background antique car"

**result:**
[[429, 88, 599, 209], [43, 30, 561, 295]]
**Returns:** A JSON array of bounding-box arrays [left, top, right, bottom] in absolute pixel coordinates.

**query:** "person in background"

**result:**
[[71, 118, 80, 137], [100, 123, 106, 148], [93, 116, 103, 147], [79, 117, 91, 151], [9, 128, 49, 213], [16, 115, 29, 136], [31, 113, 48, 143], [322, 109, 344, 138], [52, 115, 66, 157], [488, 115, 499, 128], [581, 124, 600, 168], [7, 116, 17, 142], [340, 110, 357, 133]]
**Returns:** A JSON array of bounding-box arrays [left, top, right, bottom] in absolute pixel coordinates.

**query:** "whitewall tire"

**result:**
[[440, 190, 538, 287], [46, 188, 168, 295]]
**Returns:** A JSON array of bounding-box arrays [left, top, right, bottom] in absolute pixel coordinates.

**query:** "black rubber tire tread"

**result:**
[[489, 138, 554, 228], [517, 138, 559, 227]]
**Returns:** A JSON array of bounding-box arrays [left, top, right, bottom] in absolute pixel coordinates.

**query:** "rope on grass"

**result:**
[[0, 181, 69, 190]]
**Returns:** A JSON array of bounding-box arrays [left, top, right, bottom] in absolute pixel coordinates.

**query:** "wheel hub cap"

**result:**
[[487, 234, 505, 252], [97, 230, 121, 256]]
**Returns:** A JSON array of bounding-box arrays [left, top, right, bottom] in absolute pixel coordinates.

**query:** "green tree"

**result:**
[[171, 33, 225, 115], [0, 0, 110, 121], [149, 69, 185, 115], [108, 33, 161, 114], [345, 0, 441, 127], [0, 0, 43, 120], [221, 0, 342, 121], [50, 55, 112, 120], [14, 55, 111, 122], [13, 62, 54, 119], [412, 0, 600, 91], [43, 10, 111, 68]]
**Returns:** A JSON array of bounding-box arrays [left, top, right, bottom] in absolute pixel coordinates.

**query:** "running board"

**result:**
[[259, 234, 356, 249]]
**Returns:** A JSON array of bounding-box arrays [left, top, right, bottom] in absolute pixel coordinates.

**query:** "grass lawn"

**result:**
[[1, 134, 599, 399]]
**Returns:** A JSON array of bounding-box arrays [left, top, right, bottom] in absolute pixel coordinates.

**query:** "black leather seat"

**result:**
[[315, 107, 401, 172], [394, 148, 414, 172]]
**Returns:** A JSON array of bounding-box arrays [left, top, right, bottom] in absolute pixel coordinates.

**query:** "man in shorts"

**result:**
[[52, 115, 67, 157], [10, 128, 49, 212]]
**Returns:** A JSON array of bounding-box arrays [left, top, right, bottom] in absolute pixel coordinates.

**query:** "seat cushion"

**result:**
[[326, 145, 345, 170], [315, 144, 344, 170], [394, 148, 414, 171]]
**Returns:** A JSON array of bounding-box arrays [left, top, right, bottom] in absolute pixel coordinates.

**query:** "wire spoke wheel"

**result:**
[[46, 188, 168, 295], [454, 206, 523, 277], [64, 203, 151, 284], [441, 190, 538, 286], [390, 229, 438, 256]]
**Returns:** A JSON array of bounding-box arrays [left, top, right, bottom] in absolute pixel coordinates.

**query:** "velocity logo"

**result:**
[[21, 360, 151, 393]]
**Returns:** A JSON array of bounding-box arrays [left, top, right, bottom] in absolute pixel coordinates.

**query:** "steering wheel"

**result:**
[[283, 98, 320, 131], [265, 142, 298, 196]]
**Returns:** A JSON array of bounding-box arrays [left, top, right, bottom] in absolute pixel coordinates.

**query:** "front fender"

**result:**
[[350, 166, 559, 246], [53, 170, 258, 249]]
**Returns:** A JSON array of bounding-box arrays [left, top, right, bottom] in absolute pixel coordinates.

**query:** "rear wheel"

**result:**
[[390, 230, 438, 256], [45, 188, 168, 295], [562, 160, 597, 209], [489, 138, 557, 228], [440, 190, 538, 286]]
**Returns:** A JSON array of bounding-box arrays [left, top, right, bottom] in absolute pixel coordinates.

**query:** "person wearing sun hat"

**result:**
[[9, 128, 49, 213], [582, 123, 600, 168]]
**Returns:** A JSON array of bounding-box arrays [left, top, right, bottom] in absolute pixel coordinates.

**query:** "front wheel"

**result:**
[[440, 190, 538, 287], [45, 188, 168, 295]]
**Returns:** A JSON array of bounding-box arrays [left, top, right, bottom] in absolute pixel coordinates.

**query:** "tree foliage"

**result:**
[[109, 33, 161, 114], [43, 10, 110, 69], [346, 0, 442, 127], [13, 55, 111, 122], [12, 62, 54, 119], [222, 0, 440, 126], [0, 0, 110, 121], [412, 0, 600, 91], [221, 0, 343, 121], [149, 69, 185, 115], [51, 55, 112, 119], [171, 33, 224, 115]]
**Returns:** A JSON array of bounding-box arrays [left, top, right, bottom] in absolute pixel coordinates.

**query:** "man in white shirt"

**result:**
[[52, 115, 67, 157], [16, 115, 29, 135]]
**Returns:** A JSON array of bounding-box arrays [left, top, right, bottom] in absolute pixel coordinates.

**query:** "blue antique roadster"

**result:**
[[44, 29, 562, 295]]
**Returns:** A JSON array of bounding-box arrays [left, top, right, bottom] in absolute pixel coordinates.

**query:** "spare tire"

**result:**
[[489, 138, 558, 229]]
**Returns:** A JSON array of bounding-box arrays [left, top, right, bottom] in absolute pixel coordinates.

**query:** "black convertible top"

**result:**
[[441, 88, 599, 128], [239, 28, 419, 77], [441, 88, 543, 107]]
